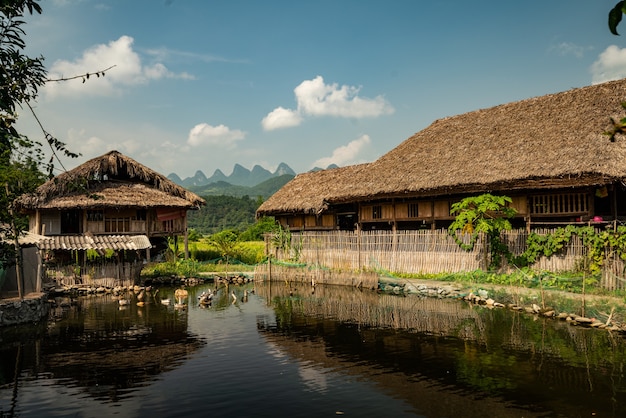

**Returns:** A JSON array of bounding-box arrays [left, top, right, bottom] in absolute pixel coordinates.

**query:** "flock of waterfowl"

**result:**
[[114, 279, 253, 311]]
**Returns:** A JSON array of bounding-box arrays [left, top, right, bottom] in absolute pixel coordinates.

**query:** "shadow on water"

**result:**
[[0, 281, 625, 417], [255, 281, 626, 418], [0, 289, 205, 411]]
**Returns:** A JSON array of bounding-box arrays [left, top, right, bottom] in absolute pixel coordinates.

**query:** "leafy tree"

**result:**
[[209, 229, 240, 263], [0, 1, 48, 273], [448, 194, 517, 270], [239, 216, 278, 241], [187, 195, 259, 234]]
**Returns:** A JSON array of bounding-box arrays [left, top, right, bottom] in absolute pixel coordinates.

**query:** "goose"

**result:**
[[231, 290, 237, 303]]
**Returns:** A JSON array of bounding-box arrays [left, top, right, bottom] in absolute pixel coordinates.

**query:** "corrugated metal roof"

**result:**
[[38, 235, 152, 251]]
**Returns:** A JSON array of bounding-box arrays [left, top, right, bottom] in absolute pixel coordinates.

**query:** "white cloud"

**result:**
[[187, 123, 246, 148], [590, 45, 626, 84], [312, 134, 372, 168], [64, 128, 140, 158], [261, 106, 302, 131], [44, 35, 192, 98], [295, 76, 394, 118], [262, 76, 394, 131]]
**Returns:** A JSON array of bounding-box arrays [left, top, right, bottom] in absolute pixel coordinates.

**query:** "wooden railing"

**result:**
[[530, 193, 588, 216]]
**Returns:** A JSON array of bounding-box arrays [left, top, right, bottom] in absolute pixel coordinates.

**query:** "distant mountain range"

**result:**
[[168, 163, 299, 199], [168, 162, 296, 189]]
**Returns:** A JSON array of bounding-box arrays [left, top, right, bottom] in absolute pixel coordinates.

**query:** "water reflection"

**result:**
[[0, 281, 625, 417], [256, 281, 626, 417]]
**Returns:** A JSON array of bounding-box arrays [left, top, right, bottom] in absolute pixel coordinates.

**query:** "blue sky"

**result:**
[[14, 0, 626, 179]]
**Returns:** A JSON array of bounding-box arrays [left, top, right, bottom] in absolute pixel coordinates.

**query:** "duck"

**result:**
[[160, 298, 171, 305], [198, 290, 213, 306], [118, 298, 130, 306]]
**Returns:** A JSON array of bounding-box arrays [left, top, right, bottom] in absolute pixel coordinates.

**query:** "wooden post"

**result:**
[[6, 183, 23, 299], [183, 214, 189, 259]]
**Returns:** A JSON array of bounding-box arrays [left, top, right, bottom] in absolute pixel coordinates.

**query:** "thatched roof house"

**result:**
[[13, 151, 205, 287], [16, 150, 205, 211], [15, 150, 204, 239], [258, 78, 626, 230]]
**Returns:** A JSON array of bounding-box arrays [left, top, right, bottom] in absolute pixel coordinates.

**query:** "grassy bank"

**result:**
[[390, 269, 626, 327]]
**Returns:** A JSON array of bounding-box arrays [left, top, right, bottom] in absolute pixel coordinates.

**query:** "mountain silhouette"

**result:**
[[168, 163, 297, 188]]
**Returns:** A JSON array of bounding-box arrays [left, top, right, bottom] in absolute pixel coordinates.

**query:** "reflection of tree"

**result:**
[[257, 282, 626, 416]]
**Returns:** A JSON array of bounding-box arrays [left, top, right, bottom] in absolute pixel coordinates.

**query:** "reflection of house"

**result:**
[[14, 150, 205, 286], [258, 79, 626, 231]]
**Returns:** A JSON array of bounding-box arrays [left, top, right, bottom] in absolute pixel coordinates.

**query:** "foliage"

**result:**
[[208, 229, 240, 262], [187, 228, 202, 242], [448, 194, 517, 269], [604, 102, 626, 142], [513, 224, 626, 276], [86, 248, 115, 261], [609, 1, 626, 35], [187, 195, 259, 235], [239, 216, 279, 241], [0, 0, 83, 272]]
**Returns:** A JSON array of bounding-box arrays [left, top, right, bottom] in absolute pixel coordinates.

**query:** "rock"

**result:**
[[485, 298, 495, 306], [542, 310, 555, 317]]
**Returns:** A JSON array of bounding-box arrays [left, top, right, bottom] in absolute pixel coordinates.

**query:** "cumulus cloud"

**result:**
[[44, 35, 192, 98], [262, 76, 394, 131], [187, 123, 246, 148], [591, 45, 626, 84], [261, 106, 303, 130], [312, 134, 372, 168]]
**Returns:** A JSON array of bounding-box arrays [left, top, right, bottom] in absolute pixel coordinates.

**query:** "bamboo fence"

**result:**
[[46, 261, 143, 288], [261, 228, 626, 290]]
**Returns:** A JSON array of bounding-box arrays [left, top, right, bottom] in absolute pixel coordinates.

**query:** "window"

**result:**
[[372, 205, 382, 219], [408, 203, 419, 218], [87, 210, 103, 222], [61, 210, 81, 234], [135, 209, 147, 221]]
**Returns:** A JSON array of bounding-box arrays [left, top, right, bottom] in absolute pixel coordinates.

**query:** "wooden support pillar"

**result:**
[[183, 214, 189, 259]]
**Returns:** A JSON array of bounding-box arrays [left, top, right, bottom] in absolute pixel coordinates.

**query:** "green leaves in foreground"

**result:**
[[609, 1, 626, 35]]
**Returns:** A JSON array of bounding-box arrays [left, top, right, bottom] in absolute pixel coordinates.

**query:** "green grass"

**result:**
[[141, 239, 264, 278]]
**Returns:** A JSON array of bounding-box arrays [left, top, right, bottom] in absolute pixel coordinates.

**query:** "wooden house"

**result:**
[[257, 78, 626, 232], [14, 150, 205, 286]]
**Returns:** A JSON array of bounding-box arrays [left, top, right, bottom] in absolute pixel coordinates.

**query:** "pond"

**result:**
[[0, 280, 625, 418]]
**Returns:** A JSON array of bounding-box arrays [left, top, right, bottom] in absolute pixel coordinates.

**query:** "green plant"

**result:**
[[448, 194, 517, 270], [208, 229, 240, 263]]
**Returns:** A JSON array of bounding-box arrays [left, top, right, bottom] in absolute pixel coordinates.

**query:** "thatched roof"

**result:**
[[258, 78, 626, 216], [15, 150, 205, 210], [258, 163, 373, 215]]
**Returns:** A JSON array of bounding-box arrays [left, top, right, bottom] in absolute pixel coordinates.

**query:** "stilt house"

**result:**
[[14, 150, 205, 286], [258, 78, 626, 231]]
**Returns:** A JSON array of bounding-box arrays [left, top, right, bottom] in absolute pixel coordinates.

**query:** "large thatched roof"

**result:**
[[258, 78, 626, 216], [15, 150, 205, 210]]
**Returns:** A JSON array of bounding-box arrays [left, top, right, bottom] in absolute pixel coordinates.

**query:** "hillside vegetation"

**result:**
[[187, 195, 260, 235], [188, 174, 293, 199]]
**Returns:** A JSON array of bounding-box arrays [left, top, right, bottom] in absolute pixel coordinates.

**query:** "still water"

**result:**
[[0, 281, 625, 418]]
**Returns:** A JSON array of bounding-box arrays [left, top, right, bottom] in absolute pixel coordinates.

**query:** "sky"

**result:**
[[13, 0, 626, 179]]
